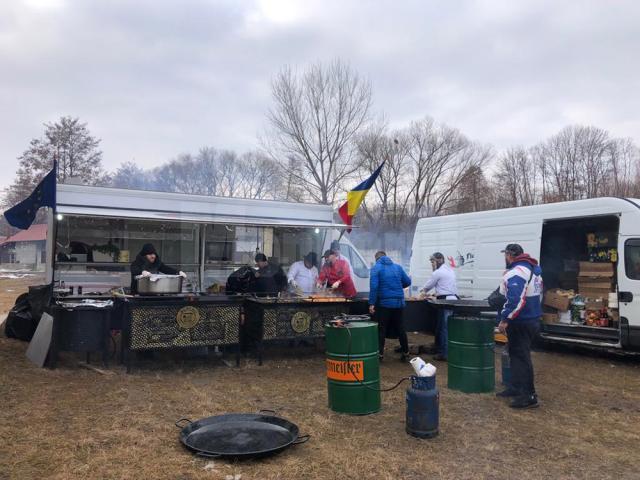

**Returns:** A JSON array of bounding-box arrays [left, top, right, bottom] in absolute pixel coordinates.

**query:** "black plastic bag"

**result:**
[[225, 266, 257, 294], [4, 293, 37, 341], [487, 287, 506, 311]]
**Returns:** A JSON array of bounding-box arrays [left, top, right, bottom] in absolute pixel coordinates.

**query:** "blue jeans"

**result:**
[[437, 309, 452, 357]]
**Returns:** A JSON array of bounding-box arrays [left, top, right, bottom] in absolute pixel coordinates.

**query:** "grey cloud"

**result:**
[[1, 0, 639, 192]]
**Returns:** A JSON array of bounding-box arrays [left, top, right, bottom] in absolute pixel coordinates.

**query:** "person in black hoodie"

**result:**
[[253, 253, 287, 296], [130, 243, 186, 294]]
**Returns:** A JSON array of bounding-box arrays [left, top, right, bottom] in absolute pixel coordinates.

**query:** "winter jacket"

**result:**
[[318, 258, 357, 298], [254, 262, 288, 296], [369, 256, 411, 308], [130, 254, 178, 294], [499, 254, 543, 323]]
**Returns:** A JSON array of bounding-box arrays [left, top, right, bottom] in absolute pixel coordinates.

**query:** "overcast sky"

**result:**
[[2, 0, 639, 192]]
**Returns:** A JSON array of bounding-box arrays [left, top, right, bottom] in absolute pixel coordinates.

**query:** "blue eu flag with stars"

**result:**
[[4, 167, 56, 230]]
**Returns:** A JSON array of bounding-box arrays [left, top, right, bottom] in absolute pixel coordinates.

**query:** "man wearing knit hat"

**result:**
[[130, 243, 186, 294]]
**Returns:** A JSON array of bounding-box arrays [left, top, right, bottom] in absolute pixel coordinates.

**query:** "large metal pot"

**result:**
[[136, 274, 183, 295]]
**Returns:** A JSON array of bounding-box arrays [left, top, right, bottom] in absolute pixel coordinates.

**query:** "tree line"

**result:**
[[3, 59, 639, 238]]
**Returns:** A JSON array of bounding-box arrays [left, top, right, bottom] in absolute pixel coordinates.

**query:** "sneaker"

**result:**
[[399, 353, 409, 363], [433, 353, 447, 361], [378, 354, 384, 362], [496, 388, 520, 398], [509, 395, 539, 409]]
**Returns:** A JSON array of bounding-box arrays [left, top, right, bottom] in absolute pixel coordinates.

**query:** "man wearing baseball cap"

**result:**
[[496, 243, 543, 409], [317, 249, 356, 298]]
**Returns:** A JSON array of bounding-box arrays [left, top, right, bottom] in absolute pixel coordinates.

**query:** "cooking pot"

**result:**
[[136, 274, 183, 295]]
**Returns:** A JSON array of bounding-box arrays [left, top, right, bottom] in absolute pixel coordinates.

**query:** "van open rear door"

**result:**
[[539, 215, 621, 348]]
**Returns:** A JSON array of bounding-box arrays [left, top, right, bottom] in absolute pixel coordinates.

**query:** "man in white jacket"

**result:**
[[287, 252, 319, 294], [421, 252, 458, 361]]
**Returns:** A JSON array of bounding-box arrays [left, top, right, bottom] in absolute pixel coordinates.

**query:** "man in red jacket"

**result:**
[[317, 249, 357, 298]]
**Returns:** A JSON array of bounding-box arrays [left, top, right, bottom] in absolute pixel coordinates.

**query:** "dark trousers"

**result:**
[[436, 308, 452, 357], [506, 320, 540, 396], [376, 306, 408, 355]]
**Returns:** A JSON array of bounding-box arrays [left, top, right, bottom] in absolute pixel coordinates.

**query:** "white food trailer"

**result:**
[[47, 185, 370, 294]]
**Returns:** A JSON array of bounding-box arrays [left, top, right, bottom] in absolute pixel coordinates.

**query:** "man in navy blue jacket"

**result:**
[[369, 251, 412, 362], [497, 244, 543, 409]]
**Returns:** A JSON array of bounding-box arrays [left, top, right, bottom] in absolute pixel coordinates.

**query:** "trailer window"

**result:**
[[624, 239, 640, 280]]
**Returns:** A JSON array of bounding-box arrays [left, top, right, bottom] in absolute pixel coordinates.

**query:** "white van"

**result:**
[[48, 185, 370, 293], [409, 197, 640, 351]]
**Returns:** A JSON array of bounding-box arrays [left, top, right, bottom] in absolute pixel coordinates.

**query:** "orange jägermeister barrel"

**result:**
[[325, 320, 380, 415]]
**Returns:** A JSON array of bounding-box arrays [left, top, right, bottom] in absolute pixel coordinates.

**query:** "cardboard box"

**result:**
[[579, 262, 614, 277], [544, 289, 573, 311], [585, 299, 607, 310], [579, 289, 612, 300], [542, 313, 559, 324], [578, 278, 613, 289]]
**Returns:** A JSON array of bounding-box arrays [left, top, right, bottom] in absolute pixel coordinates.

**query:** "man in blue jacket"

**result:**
[[369, 251, 412, 362], [497, 244, 543, 409]]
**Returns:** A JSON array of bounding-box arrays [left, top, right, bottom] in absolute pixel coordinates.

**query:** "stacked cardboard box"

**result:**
[[542, 288, 575, 324], [543, 289, 573, 311], [578, 262, 614, 299]]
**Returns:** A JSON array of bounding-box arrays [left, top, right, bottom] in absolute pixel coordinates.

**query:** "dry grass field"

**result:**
[[1, 277, 640, 480]]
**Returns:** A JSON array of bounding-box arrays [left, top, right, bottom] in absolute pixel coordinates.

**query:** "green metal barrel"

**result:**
[[447, 315, 495, 393], [325, 321, 380, 415]]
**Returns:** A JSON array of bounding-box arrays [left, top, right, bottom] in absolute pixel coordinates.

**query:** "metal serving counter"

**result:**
[[242, 297, 352, 365], [47, 293, 450, 371], [120, 294, 243, 372]]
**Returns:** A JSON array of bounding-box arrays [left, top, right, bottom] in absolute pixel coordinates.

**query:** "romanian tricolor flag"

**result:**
[[338, 162, 385, 232]]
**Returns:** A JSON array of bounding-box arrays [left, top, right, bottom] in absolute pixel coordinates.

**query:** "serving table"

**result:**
[[120, 294, 243, 372], [242, 296, 352, 365]]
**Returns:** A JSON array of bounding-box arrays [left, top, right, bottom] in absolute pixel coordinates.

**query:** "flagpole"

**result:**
[[48, 155, 59, 289]]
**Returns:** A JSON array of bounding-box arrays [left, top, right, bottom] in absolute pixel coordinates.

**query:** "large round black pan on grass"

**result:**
[[175, 410, 310, 459]]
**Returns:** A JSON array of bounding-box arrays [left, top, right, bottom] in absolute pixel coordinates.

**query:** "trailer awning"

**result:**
[[56, 205, 353, 229]]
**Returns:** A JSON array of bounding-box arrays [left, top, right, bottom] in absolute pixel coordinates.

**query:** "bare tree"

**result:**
[[111, 161, 153, 190], [194, 147, 221, 196], [356, 122, 410, 229], [265, 59, 372, 204], [236, 152, 282, 199], [534, 125, 611, 201], [449, 165, 496, 213], [607, 138, 639, 197], [492, 147, 539, 207], [403, 117, 492, 219], [153, 153, 203, 194], [5, 116, 105, 207]]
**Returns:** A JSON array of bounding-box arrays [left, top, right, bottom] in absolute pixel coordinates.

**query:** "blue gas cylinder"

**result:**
[[501, 348, 511, 387], [406, 374, 439, 438]]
